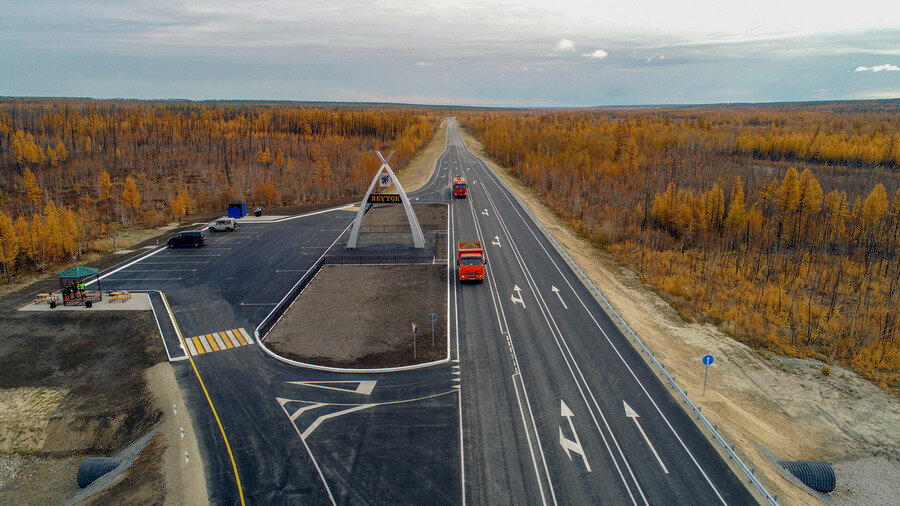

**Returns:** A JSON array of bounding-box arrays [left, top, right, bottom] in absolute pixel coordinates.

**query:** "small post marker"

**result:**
[[185, 451, 189, 464], [180, 427, 185, 439], [701, 354, 714, 396], [428, 312, 438, 347], [173, 404, 177, 415], [412, 321, 418, 359]]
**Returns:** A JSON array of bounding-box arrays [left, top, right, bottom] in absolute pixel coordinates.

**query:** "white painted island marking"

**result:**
[[287, 380, 377, 395], [559, 399, 591, 472], [511, 285, 526, 308], [551, 286, 568, 309], [624, 400, 668, 474]]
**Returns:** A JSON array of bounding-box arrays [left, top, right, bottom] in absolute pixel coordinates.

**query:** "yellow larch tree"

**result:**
[[0, 210, 19, 281], [22, 168, 43, 210]]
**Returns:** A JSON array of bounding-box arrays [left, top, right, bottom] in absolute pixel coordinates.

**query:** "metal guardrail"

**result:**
[[496, 174, 778, 505], [257, 257, 326, 338]]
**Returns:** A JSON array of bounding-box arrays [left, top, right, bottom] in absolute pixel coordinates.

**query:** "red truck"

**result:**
[[457, 242, 485, 283], [453, 176, 468, 198]]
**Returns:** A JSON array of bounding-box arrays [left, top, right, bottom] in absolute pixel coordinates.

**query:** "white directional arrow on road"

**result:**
[[287, 380, 377, 395], [492, 236, 501, 247], [511, 285, 526, 308], [559, 399, 591, 472], [623, 400, 669, 473], [482, 209, 489, 216], [551, 286, 568, 309]]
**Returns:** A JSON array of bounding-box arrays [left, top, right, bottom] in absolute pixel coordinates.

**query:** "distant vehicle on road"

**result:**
[[453, 176, 468, 198], [457, 242, 485, 283], [167, 230, 205, 248], [210, 218, 237, 232]]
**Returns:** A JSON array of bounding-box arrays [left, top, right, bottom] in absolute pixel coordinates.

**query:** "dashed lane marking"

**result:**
[[186, 328, 253, 356]]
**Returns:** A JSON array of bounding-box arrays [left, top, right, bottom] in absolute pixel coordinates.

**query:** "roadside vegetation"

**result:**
[[0, 99, 439, 283], [461, 101, 900, 390]]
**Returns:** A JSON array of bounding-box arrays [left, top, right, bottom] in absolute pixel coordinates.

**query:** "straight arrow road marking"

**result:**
[[287, 380, 377, 395], [482, 209, 489, 216], [624, 401, 669, 474], [511, 285, 526, 308], [551, 286, 568, 309], [492, 236, 502, 247], [559, 399, 591, 472]]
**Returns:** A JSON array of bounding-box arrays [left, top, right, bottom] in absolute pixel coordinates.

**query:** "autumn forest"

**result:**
[[1, 98, 898, 389], [461, 100, 900, 389]]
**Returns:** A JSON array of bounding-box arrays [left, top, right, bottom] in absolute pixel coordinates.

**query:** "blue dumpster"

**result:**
[[227, 203, 246, 219]]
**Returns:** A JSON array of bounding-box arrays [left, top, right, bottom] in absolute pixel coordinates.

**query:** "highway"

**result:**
[[444, 120, 754, 504], [89, 118, 756, 504]]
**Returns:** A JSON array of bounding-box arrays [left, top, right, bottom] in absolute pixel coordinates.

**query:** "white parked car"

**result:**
[[210, 218, 237, 232]]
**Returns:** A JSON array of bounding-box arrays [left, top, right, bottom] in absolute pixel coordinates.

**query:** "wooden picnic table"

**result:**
[[33, 293, 58, 304]]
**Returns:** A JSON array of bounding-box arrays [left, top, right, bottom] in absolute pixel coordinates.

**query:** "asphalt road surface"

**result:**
[[88, 119, 756, 504]]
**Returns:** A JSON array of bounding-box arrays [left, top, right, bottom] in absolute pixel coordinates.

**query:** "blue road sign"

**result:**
[[702, 354, 714, 366]]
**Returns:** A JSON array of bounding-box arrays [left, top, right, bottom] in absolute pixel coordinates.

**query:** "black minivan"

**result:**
[[167, 231, 205, 248]]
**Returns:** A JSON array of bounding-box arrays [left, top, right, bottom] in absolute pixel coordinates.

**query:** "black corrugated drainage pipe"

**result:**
[[77, 457, 125, 488], [778, 460, 836, 493]]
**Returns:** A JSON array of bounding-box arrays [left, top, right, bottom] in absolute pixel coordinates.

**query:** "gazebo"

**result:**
[[59, 266, 102, 306]]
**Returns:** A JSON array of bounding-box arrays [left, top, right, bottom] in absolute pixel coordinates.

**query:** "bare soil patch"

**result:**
[[458, 126, 900, 506], [361, 202, 448, 232], [265, 264, 448, 368], [0, 276, 167, 503]]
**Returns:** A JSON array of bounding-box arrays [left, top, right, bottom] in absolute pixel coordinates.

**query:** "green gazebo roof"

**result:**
[[58, 266, 99, 279]]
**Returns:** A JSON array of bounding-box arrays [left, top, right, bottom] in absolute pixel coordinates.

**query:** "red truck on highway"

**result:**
[[453, 176, 468, 198], [457, 242, 485, 283]]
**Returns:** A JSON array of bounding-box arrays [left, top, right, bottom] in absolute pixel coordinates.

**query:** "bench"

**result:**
[[108, 291, 132, 302], [33, 293, 57, 304]]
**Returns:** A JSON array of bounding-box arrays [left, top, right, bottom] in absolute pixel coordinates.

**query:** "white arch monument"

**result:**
[[346, 151, 425, 249]]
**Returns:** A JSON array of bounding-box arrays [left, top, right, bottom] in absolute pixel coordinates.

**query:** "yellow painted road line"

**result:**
[[218, 332, 234, 349], [233, 329, 248, 346], [192, 336, 206, 354], [206, 334, 220, 352], [160, 293, 245, 505], [225, 330, 241, 347], [238, 328, 253, 346]]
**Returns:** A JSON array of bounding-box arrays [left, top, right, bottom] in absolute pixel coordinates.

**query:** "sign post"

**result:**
[[428, 312, 438, 347], [701, 354, 714, 396], [412, 321, 418, 359]]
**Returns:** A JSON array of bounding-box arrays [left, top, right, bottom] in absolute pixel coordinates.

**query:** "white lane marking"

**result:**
[[105, 277, 182, 281], [287, 380, 377, 395], [478, 153, 727, 503], [199, 336, 212, 353], [492, 235, 501, 247], [560, 399, 591, 472], [624, 401, 669, 474], [276, 399, 337, 505], [511, 285, 526, 308], [468, 198, 555, 505], [85, 246, 167, 287], [473, 156, 642, 504], [551, 286, 568, 309], [302, 404, 373, 440]]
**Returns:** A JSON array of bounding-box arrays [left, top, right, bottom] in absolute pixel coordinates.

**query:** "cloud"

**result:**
[[415, 61, 434, 67], [553, 39, 575, 51], [854, 64, 899, 72], [646, 54, 666, 62], [582, 49, 608, 59]]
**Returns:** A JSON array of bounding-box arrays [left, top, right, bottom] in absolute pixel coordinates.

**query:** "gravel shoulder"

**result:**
[[458, 126, 900, 506], [393, 118, 448, 192]]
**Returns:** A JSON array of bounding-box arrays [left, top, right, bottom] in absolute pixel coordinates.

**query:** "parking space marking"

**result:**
[[104, 277, 183, 281], [187, 328, 253, 356]]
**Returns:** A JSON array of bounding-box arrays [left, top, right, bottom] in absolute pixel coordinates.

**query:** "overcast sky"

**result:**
[[1, 0, 898, 106]]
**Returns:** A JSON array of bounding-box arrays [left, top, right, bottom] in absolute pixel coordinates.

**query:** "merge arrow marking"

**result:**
[[623, 401, 669, 474], [551, 286, 568, 309], [492, 236, 501, 247], [511, 285, 526, 308], [482, 209, 489, 216], [559, 399, 591, 472]]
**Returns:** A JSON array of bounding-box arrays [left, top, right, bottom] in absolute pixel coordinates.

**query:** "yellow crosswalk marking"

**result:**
[[206, 334, 220, 352], [219, 332, 234, 348], [234, 329, 248, 346], [192, 336, 205, 354]]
